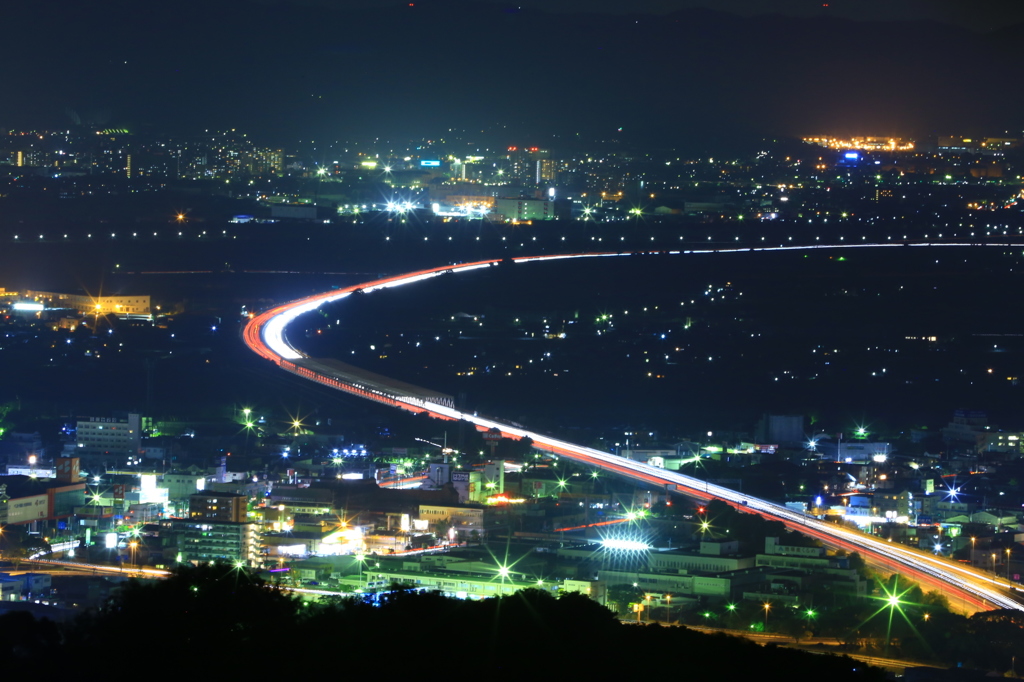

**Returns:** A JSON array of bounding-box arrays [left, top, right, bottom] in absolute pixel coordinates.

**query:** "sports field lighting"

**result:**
[[601, 538, 651, 552]]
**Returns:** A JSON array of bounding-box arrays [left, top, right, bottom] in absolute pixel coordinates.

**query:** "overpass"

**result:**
[[243, 247, 1024, 613]]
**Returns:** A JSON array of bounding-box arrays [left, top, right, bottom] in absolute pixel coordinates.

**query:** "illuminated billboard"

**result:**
[[420, 160, 441, 167]]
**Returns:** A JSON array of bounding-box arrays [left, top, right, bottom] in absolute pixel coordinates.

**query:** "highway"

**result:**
[[242, 246, 1024, 613]]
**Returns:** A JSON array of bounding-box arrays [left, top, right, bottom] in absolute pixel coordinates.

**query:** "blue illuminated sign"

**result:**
[[844, 151, 860, 160], [420, 160, 441, 167]]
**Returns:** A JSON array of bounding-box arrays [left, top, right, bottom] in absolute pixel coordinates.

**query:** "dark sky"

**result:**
[[3, 0, 1023, 151], [291, 0, 1024, 30]]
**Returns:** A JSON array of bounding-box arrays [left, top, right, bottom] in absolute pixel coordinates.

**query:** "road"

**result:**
[[684, 624, 940, 673], [243, 247, 1024, 613]]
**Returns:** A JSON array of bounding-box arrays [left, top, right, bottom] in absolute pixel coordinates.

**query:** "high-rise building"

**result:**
[[171, 519, 259, 566], [170, 491, 258, 566]]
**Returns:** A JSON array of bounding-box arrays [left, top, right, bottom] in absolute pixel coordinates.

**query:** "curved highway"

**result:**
[[243, 246, 1024, 613]]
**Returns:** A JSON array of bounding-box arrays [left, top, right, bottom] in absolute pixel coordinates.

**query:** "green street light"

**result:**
[[355, 553, 366, 590], [496, 564, 512, 593], [874, 577, 914, 656]]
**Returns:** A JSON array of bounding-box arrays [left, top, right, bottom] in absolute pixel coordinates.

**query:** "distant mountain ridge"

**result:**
[[3, 0, 1021, 150]]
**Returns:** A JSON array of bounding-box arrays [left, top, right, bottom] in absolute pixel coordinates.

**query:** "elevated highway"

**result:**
[[243, 247, 1024, 613]]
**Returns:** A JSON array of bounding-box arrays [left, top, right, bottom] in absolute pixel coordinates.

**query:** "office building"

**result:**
[[75, 414, 142, 459]]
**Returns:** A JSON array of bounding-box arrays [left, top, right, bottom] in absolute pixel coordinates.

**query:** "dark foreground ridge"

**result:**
[[0, 563, 884, 678]]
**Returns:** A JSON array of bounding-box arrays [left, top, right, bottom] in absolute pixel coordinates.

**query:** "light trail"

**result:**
[[553, 517, 632, 532], [243, 244, 1024, 612]]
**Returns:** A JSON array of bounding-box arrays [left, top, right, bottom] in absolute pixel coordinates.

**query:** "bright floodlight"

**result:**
[[602, 538, 651, 552]]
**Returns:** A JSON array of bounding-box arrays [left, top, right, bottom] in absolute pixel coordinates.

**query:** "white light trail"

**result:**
[[248, 245, 1024, 612]]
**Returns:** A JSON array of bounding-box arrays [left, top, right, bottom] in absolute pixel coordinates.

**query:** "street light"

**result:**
[[355, 553, 366, 590], [497, 564, 511, 595], [763, 602, 771, 631]]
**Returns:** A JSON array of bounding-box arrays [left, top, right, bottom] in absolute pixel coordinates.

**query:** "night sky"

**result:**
[[4, 0, 1024, 149], [281, 0, 1024, 30]]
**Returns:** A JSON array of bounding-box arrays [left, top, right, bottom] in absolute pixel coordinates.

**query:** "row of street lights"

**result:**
[[969, 537, 1015, 580]]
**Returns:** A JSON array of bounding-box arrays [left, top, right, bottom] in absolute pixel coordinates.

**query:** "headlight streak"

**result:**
[[245, 245, 1024, 613]]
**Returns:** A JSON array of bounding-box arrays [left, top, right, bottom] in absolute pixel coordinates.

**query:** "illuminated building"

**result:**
[[933, 136, 1020, 155], [356, 564, 559, 598], [493, 197, 556, 221], [24, 290, 151, 317], [803, 136, 914, 151], [188, 492, 247, 523], [160, 473, 206, 502], [171, 519, 259, 567], [443, 195, 496, 210], [75, 414, 142, 459], [242, 147, 283, 176], [940, 410, 1023, 455], [0, 460, 86, 532], [418, 504, 484, 535], [171, 492, 258, 566]]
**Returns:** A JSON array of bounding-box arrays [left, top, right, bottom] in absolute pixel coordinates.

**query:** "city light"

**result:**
[[601, 538, 651, 551], [245, 253, 1024, 614]]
